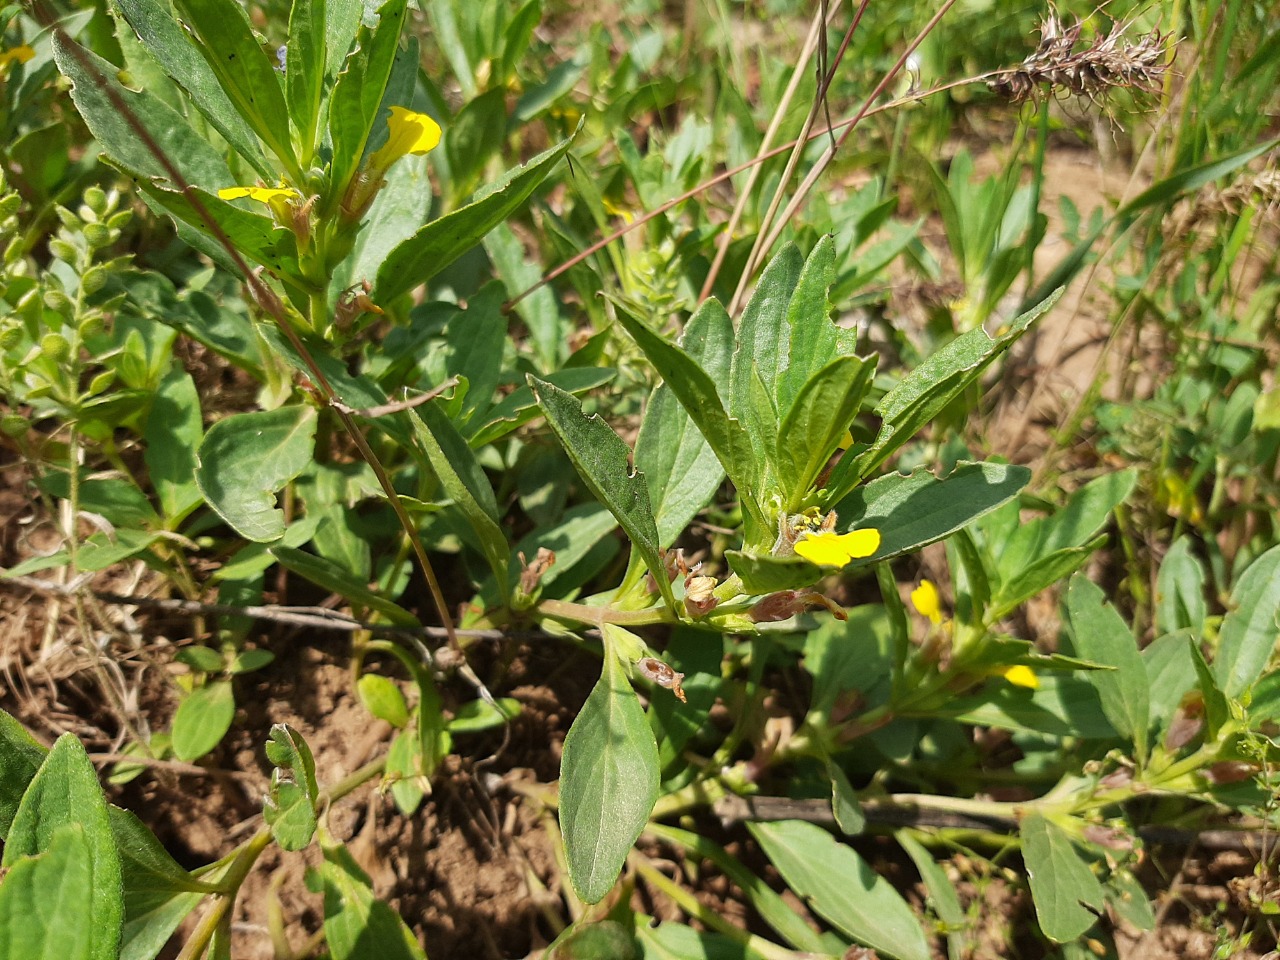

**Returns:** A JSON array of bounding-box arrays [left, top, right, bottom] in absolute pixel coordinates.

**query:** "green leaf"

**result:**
[[131, 182, 298, 275], [0, 823, 99, 960], [730, 245, 802, 425], [2, 734, 124, 960], [559, 641, 660, 903], [836, 289, 1063, 493], [1142, 630, 1198, 737], [108, 805, 219, 898], [997, 470, 1137, 583], [194, 405, 318, 542], [989, 539, 1106, 620], [634, 301, 729, 548], [1064, 576, 1150, 763], [409, 400, 510, 588], [834, 461, 1032, 569], [112, 0, 271, 176], [171, 0, 298, 171], [0, 708, 48, 841], [1214, 543, 1280, 697], [1156, 536, 1207, 635], [1190, 637, 1229, 740], [311, 841, 427, 960], [468, 366, 616, 446], [1020, 814, 1106, 943], [286, 0, 326, 158], [750, 820, 930, 960], [358, 674, 410, 728], [646, 823, 828, 953], [375, 127, 578, 303], [530, 375, 673, 610], [779, 234, 842, 413], [271, 545, 420, 626], [947, 673, 1118, 739], [52, 35, 233, 189], [725, 550, 822, 595], [613, 300, 759, 522], [444, 281, 508, 426], [171, 681, 236, 762], [144, 367, 204, 522], [385, 730, 424, 815], [447, 698, 522, 734], [264, 724, 320, 852], [547, 920, 639, 960], [446, 88, 508, 197], [776, 355, 874, 507], [327, 0, 409, 200], [897, 830, 965, 934]]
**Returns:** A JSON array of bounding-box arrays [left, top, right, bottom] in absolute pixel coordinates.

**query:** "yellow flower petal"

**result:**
[[910, 580, 943, 625], [0, 45, 35, 68], [793, 528, 881, 567], [837, 429, 855, 450], [217, 186, 300, 203], [1001, 664, 1039, 689], [368, 106, 442, 171]]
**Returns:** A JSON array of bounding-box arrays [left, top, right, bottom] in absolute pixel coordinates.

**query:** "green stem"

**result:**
[[176, 827, 273, 960], [536, 598, 676, 628], [630, 857, 800, 960]]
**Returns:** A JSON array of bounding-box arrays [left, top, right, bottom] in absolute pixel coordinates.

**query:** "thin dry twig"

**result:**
[[0, 574, 512, 643]]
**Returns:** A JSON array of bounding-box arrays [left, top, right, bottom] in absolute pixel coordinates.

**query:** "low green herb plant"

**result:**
[[3, 0, 1280, 957]]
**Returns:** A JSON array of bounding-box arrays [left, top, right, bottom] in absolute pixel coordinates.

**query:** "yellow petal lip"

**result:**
[[217, 186, 300, 203], [910, 579, 943, 625], [0, 45, 35, 68], [1001, 664, 1039, 689], [376, 106, 442, 162], [793, 528, 881, 567]]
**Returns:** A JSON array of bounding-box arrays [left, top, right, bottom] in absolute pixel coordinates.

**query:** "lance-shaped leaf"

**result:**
[[327, 0, 408, 202], [311, 841, 426, 960], [112, 0, 271, 176], [779, 234, 846, 413], [750, 819, 930, 960], [776, 354, 874, 508], [833, 461, 1032, 569], [1021, 813, 1107, 942], [1214, 543, 1280, 698], [530, 376, 674, 610], [271, 546, 420, 626], [195, 405, 318, 542], [375, 126, 579, 303], [52, 35, 234, 190], [613, 301, 760, 527], [2, 735, 124, 960], [0, 708, 46, 840], [559, 628, 660, 903], [0, 824, 99, 960], [731, 245, 802, 423], [286, 0, 327, 159], [172, 0, 298, 171], [830, 288, 1063, 497], [1064, 575, 1150, 765], [635, 297, 730, 547], [408, 400, 509, 589]]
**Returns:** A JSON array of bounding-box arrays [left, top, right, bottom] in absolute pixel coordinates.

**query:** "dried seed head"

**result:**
[[988, 13, 1175, 104]]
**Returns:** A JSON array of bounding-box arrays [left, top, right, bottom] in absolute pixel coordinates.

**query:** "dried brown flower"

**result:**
[[988, 13, 1174, 104]]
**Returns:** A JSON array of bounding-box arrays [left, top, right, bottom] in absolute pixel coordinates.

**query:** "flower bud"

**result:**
[[48, 238, 78, 263], [42, 288, 71, 312], [0, 193, 20, 221], [39, 331, 70, 363], [83, 186, 108, 216], [80, 265, 108, 296], [83, 222, 112, 248]]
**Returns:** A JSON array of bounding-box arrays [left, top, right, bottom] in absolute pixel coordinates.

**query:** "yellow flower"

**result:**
[[1000, 664, 1039, 689], [367, 106, 442, 172], [910, 579, 943, 625], [793, 527, 881, 567], [0, 45, 34, 69], [217, 186, 300, 203]]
